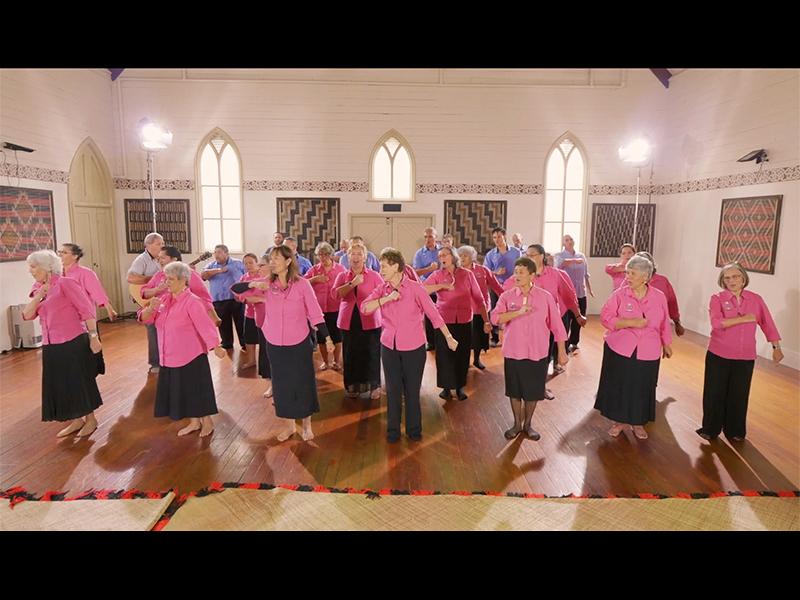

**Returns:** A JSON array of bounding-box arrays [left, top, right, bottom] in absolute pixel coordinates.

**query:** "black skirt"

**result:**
[[316, 311, 343, 345], [257, 328, 272, 379], [155, 353, 218, 421], [244, 316, 260, 345], [504, 356, 549, 402], [594, 343, 660, 426], [266, 334, 320, 419], [341, 307, 382, 390], [434, 321, 472, 389], [41, 333, 103, 422]]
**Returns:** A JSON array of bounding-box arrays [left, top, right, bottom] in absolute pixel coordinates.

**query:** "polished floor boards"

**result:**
[[1, 317, 798, 497]]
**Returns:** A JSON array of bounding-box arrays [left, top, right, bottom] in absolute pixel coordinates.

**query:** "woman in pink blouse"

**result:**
[[305, 242, 347, 371], [605, 243, 637, 291], [233, 253, 261, 369], [457, 245, 503, 370], [231, 245, 335, 442], [236, 255, 273, 397], [424, 246, 490, 401], [139, 262, 226, 437], [594, 254, 673, 440], [23, 250, 104, 438], [363, 249, 458, 443], [332, 243, 384, 399], [635, 252, 685, 337], [696, 262, 783, 442], [491, 257, 568, 441]]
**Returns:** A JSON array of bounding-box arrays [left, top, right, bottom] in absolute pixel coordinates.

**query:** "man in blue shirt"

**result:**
[[284, 237, 313, 275], [264, 231, 285, 255], [412, 227, 441, 350], [202, 244, 248, 350], [483, 227, 521, 346]]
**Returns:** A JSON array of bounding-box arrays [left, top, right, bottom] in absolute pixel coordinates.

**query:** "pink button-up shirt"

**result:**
[[490, 285, 566, 361], [649, 273, 680, 322], [142, 268, 214, 311], [601, 284, 673, 361], [363, 276, 445, 351], [238, 277, 325, 347], [24, 274, 96, 345], [304, 261, 346, 313], [707, 289, 780, 361], [331, 268, 383, 331], [605, 263, 627, 290], [236, 276, 270, 328], [138, 289, 220, 368], [468, 263, 503, 313], [503, 265, 578, 316], [425, 267, 485, 324], [30, 263, 110, 319], [234, 271, 261, 319]]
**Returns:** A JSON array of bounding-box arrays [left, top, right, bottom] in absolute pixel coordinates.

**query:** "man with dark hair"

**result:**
[[265, 232, 285, 255], [202, 244, 247, 350], [483, 227, 521, 346]]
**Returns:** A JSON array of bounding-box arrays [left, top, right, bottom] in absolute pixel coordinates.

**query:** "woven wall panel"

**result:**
[[0, 186, 56, 262], [716, 195, 782, 274], [277, 197, 340, 259], [444, 200, 507, 256], [590, 203, 656, 257]]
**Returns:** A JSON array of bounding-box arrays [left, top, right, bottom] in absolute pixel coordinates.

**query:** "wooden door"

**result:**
[[348, 214, 435, 262]]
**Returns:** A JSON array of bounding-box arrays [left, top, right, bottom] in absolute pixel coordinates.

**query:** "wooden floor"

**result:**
[[2, 316, 798, 498]]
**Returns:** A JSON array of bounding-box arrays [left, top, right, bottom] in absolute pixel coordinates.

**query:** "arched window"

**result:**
[[370, 130, 415, 201], [197, 129, 243, 252], [543, 135, 588, 253]]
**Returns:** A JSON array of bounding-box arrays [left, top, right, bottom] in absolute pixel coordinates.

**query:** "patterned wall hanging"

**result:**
[[124, 199, 191, 254], [590, 203, 656, 257], [444, 200, 507, 256], [277, 198, 340, 260], [0, 186, 56, 262], [716, 195, 782, 274]]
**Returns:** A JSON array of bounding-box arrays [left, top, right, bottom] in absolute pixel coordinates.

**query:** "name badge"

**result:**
[[270, 285, 280, 295], [724, 301, 732, 311], [509, 302, 519, 311], [625, 303, 634, 312]]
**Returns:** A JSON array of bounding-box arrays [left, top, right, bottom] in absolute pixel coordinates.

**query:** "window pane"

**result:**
[[221, 187, 240, 219], [565, 149, 584, 189], [546, 151, 565, 190], [543, 223, 563, 257], [223, 219, 242, 252], [385, 137, 400, 158], [564, 190, 583, 222], [201, 186, 220, 219], [544, 189, 563, 222], [220, 145, 240, 185], [201, 145, 219, 186], [393, 146, 411, 199], [203, 219, 221, 251], [563, 223, 582, 253], [373, 147, 391, 198]]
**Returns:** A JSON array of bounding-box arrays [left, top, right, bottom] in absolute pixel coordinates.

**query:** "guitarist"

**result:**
[[141, 246, 221, 327], [126, 233, 164, 374]]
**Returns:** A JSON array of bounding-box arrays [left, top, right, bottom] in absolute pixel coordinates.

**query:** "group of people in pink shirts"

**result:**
[[24, 231, 783, 449]]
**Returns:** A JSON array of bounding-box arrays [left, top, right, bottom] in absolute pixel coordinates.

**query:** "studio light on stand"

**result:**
[[618, 135, 654, 249], [135, 118, 173, 233]]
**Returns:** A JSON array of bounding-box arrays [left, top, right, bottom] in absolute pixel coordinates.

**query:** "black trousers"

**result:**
[[214, 298, 245, 349], [381, 343, 427, 441], [424, 293, 437, 348], [489, 288, 500, 344], [563, 296, 587, 349], [699, 350, 755, 439], [146, 322, 159, 367]]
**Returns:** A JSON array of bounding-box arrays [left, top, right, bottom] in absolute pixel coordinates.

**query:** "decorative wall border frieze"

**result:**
[[0, 164, 69, 184], [244, 180, 368, 192], [114, 178, 195, 190]]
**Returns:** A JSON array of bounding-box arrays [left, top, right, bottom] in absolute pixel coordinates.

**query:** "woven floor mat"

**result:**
[[161, 487, 799, 531]]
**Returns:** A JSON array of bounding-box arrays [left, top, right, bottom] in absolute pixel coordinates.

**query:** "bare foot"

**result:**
[[370, 387, 381, 400], [76, 415, 98, 437], [301, 427, 315, 441], [608, 422, 625, 437], [632, 426, 648, 440], [199, 416, 214, 437], [178, 419, 202, 436], [263, 387, 273, 398], [277, 427, 295, 442], [57, 419, 85, 438]]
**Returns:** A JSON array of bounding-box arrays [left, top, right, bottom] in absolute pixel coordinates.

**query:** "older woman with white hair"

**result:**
[[594, 254, 673, 440], [23, 249, 103, 437], [305, 241, 347, 371], [139, 261, 226, 437], [696, 262, 782, 442], [457, 245, 504, 369]]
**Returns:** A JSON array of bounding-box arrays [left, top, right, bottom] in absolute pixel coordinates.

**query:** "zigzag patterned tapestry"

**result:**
[[590, 203, 656, 258], [277, 198, 340, 260], [0, 186, 56, 262], [716, 195, 782, 274], [444, 200, 507, 256]]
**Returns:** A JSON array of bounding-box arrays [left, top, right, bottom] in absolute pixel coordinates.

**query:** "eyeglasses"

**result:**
[[56, 250, 74, 256]]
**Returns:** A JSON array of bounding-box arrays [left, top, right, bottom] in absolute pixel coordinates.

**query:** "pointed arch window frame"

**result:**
[[368, 130, 417, 202], [196, 128, 244, 253], [542, 133, 589, 254]]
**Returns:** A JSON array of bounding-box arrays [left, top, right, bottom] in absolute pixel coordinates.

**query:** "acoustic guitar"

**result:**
[[129, 251, 213, 307]]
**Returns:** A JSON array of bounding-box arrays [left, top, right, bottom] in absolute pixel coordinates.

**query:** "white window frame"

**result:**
[[368, 129, 416, 202], [542, 133, 589, 253]]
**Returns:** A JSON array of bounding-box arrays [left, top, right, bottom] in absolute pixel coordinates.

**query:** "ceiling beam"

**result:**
[[650, 68, 672, 88]]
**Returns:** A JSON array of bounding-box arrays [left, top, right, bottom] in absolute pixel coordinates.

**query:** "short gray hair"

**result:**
[[315, 242, 334, 255], [626, 254, 653, 280], [163, 261, 191, 283], [144, 232, 163, 245], [457, 245, 478, 262], [27, 249, 62, 275], [718, 262, 749, 289]]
